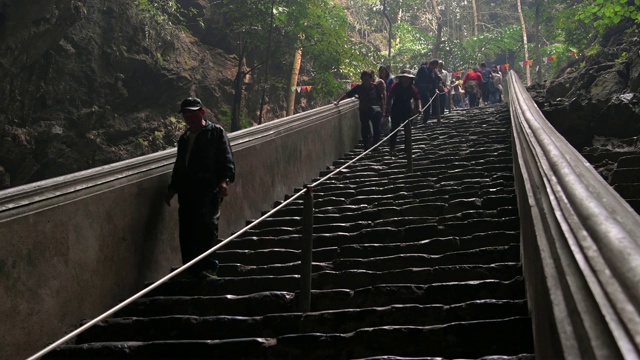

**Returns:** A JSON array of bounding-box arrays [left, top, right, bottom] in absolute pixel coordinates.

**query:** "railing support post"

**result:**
[[436, 93, 442, 125], [300, 185, 314, 313], [404, 121, 413, 173]]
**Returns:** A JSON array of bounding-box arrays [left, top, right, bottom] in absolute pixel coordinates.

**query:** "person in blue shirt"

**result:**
[[479, 62, 494, 105]]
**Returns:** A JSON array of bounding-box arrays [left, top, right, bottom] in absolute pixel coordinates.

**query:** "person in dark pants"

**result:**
[[334, 70, 385, 150], [416, 59, 441, 127], [463, 68, 483, 108], [384, 69, 421, 156], [479, 62, 493, 105], [164, 97, 235, 278]]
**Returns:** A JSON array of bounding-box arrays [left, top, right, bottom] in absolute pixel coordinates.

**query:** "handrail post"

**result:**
[[404, 121, 413, 173], [436, 93, 442, 125], [300, 185, 314, 313]]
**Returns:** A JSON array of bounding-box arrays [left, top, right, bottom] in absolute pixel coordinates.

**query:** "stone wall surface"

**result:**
[[0, 103, 359, 360]]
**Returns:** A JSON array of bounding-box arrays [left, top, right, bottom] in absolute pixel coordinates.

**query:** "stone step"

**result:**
[[225, 229, 518, 252], [612, 183, 640, 198], [609, 167, 640, 185], [354, 356, 533, 360], [48, 106, 531, 359], [238, 214, 519, 241], [49, 317, 533, 359], [146, 262, 523, 297], [76, 299, 528, 344], [238, 215, 514, 247], [217, 244, 519, 276], [218, 245, 519, 278], [330, 245, 520, 272], [116, 277, 526, 318], [270, 184, 515, 218]]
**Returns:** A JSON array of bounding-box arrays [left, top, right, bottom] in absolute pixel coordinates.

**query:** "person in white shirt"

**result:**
[[437, 61, 450, 114]]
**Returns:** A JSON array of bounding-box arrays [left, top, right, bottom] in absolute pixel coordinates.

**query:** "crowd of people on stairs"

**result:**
[[334, 60, 505, 153]]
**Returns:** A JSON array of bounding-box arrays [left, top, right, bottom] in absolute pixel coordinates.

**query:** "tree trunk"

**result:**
[[231, 40, 247, 132], [286, 47, 302, 117], [516, 0, 531, 85], [258, 0, 276, 125], [434, 22, 443, 59], [381, 0, 392, 65], [472, 0, 478, 36], [431, 0, 443, 59]]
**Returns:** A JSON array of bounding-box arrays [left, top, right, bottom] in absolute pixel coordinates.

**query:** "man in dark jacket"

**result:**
[[385, 69, 421, 156], [416, 59, 441, 127], [334, 70, 385, 150], [164, 97, 235, 278], [479, 62, 494, 105]]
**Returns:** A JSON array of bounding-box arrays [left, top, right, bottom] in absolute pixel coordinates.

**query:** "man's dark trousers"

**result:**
[[178, 192, 221, 273]]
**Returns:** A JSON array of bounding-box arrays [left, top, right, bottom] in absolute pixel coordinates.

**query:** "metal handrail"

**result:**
[[27, 91, 439, 360], [508, 71, 640, 359]]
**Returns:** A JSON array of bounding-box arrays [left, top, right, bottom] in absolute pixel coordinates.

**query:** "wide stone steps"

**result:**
[[217, 237, 520, 270], [213, 244, 519, 276], [145, 262, 523, 297], [113, 277, 526, 318], [51, 317, 531, 359], [47, 105, 534, 358], [77, 300, 528, 343], [224, 228, 517, 252]]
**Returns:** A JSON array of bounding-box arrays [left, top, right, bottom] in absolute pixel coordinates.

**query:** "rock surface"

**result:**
[[0, 0, 237, 189], [531, 30, 640, 212], [534, 32, 640, 150]]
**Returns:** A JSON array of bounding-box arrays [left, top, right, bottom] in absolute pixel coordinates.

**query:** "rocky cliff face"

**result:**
[[0, 0, 237, 189], [536, 31, 640, 150], [531, 29, 640, 193]]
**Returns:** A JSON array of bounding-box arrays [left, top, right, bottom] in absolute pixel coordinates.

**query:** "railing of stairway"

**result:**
[[507, 71, 640, 359], [28, 92, 443, 359]]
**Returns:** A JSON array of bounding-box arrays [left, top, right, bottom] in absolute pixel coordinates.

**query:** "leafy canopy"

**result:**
[[576, 0, 640, 31]]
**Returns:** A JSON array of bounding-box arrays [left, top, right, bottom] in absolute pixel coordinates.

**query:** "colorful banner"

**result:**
[[295, 85, 313, 93]]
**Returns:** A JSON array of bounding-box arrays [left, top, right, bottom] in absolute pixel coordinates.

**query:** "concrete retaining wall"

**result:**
[[0, 101, 359, 359]]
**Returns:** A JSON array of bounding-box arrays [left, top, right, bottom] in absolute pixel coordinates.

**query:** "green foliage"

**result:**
[[586, 44, 602, 55], [617, 51, 629, 61], [136, 0, 179, 22], [392, 22, 434, 69], [215, 107, 234, 130], [455, 26, 523, 70], [539, 43, 571, 77], [576, 0, 640, 31], [134, 0, 189, 56], [554, 4, 592, 51]]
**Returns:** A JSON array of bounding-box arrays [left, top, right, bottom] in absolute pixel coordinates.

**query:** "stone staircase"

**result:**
[[47, 104, 534, 359], [581, 141, 640, 214]]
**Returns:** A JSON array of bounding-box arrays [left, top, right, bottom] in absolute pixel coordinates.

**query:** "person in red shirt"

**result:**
[[462, 68, 483, 108]]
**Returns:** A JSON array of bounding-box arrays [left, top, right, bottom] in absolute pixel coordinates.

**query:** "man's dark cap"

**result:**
[[178, 97, 203, 113]]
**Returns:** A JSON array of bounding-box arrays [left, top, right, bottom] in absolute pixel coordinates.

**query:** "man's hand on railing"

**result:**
[[215, 179, 230, 198], [164, 189, 176, 207]]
